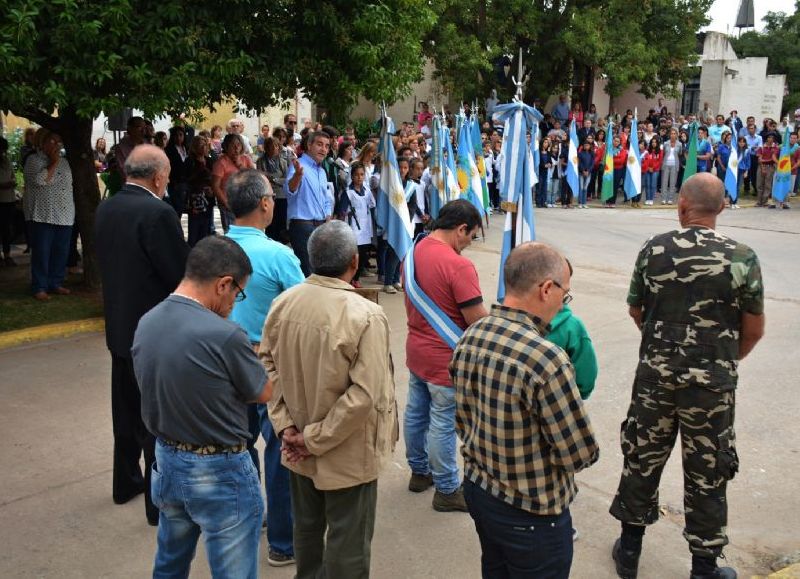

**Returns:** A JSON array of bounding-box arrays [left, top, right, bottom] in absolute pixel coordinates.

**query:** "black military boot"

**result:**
[[612, 538, 641, 579], [689, 554, 737, 579]]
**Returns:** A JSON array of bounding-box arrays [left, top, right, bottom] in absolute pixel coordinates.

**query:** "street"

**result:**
[[0, 205, 798, 578]]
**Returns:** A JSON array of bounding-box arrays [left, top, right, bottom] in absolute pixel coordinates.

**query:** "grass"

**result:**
[[0, 261, 103, 333]]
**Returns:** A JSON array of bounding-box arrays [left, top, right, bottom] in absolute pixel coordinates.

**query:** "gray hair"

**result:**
[[226, 169, 271, 218], [124, 144, 169, 179], [503, 242, 566, 296], [308, 221, 357, 277]]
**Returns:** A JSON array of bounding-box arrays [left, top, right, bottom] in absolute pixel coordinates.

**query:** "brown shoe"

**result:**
[[51, 287, 71, 295], [33, 291, 50, 301], [408, 472, 434, 493], [432, 487, 468, 512]]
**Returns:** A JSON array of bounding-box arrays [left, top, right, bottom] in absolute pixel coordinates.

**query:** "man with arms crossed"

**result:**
[[609, 173, 764, 579], [403, 199, 488, 511], [451, 242, 599, 578], [132, 236, 272, 578]]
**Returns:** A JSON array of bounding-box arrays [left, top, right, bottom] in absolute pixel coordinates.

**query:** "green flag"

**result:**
[[601, 119, 615, 202], [683, 122, 698, 182]]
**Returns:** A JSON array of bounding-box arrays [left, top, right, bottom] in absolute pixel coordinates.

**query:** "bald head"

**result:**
[[125, 144, 171, 198], [678, 173, 725, 216], [504, 242, 567, 297]]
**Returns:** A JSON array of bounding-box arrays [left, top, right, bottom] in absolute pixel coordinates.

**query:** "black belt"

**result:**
[[160, 438, 246, 455], [292, 219, 325, 226]]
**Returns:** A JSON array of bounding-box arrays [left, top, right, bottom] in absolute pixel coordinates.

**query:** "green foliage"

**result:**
[[731, 1, 800, 116], [2, 127, 25, 172], [425, 0, 712, 103]]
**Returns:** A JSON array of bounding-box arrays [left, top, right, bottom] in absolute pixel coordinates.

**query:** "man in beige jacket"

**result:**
[[260, 220, 397, 579]]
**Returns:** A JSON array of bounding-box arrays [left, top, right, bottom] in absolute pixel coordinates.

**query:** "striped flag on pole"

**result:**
[[566, 119, 579, 196], [725, 145, 739, 203], [375, 111, 413, 259], [624, 115, 641, 200], [772, 126, 793, 203]]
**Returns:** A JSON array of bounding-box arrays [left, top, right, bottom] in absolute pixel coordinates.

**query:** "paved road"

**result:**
[[0, 206, 797, 578]]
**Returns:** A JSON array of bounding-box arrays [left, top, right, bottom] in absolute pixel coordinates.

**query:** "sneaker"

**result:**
[[408, 472, 434, 493], [572, 527, 580, 542], [383, 285, 397, 294], [392, 282, 403, 291], [612, 538, 641, 579], [432, 487, 468, 512], [783, 204, 791, 210], [267, 549, 295, 567], [661, 199, 667, 205]]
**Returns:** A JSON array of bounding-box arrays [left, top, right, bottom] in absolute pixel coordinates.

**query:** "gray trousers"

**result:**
[[661, 164, 679, 202], [291, 472, 377, 579]]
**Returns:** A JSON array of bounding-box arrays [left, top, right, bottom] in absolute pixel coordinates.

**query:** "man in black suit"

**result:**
[[95, 144, 189, 524]]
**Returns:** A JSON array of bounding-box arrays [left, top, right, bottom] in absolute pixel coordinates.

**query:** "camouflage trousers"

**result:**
[[609, 378, 739, 557]]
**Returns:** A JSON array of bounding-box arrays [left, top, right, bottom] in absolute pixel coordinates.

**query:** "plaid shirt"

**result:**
[[450, 304, 599, 515]]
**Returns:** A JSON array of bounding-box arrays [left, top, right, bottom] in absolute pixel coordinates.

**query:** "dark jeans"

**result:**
[[290, 472, 377, 579], [111, 354, 158, 523], [488, 182, 500, 209], [0, 201, 15, 256], [376, 237, 387, 276], [219, 207, 235, 234], [257, 404, 294, 556], [266, 198, 289, 244], [354, 244, 371, 282], [30, 222, 71, 293], [289, 220, 319, 277], [464, 479, 573, 579], [246, 403, 261, 475], [168, 183, 187, 220], [187, 210, 212, 247], [610, 168, 625, 204], [383, 244, 401, 285]]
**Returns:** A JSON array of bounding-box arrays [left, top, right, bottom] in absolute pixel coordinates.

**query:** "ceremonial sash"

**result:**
[[403, 234, 464, 350], [404, 180, 417, 202]]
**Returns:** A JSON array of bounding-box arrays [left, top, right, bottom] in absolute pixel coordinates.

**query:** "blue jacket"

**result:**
[[578, 150, 594, 173]]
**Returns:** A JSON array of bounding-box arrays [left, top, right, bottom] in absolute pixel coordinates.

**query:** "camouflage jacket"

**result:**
[[627, 226, 763, 390]]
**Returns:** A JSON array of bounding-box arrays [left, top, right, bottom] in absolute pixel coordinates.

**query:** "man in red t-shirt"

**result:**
[[404, 200, 487, 512]]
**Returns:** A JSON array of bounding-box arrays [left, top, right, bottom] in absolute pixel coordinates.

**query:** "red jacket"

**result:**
[[594, 144, 606, 169], [648, 149, 664, 172], [613, 147, 628, 170]]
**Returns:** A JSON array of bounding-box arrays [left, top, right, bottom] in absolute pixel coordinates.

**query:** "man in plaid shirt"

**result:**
[[451, 242, 599, 578]]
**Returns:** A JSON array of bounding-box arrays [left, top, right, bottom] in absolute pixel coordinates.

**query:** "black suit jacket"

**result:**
[[95, 184, 189, 358]]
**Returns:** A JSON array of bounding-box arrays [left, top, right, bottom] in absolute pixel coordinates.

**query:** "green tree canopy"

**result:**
[[731, 1, 800, 117], [425, 0, 712, 104], [0, 0, 434, 283]]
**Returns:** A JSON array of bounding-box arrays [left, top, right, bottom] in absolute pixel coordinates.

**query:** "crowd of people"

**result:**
[[1, 95, 773, 579]]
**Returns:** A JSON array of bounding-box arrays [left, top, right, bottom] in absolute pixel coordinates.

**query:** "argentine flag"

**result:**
[[456, 119, 486, 215], [428, 115, 446, 219], [470, 115, 491, 210], [443, 125, 460, 201], [725, 145, 739, 203], [530, 121, 540, 187], [493, 100, 543, 302], [772, 126, 793, 203], [624, 116, 641, 200], [566, 119, 579, 197], [375, 113, 413, 259]]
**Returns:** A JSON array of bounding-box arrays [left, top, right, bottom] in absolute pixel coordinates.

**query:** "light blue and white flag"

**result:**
[[493, 100, 543, 302], [725, 144, 739, 202], [772, 126, 793, 203], [624, 115, 641, 200], [375, 112, 413, 259], [457, 117, 486, 216], [530, 121, 540, 187], [566, 119, 580, 196], [428, 115, 446, 219], [443, 124, 460, 202]]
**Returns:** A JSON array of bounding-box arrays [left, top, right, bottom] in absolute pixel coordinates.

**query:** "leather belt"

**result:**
[[292, 219, 325, 226], [160, 438, 246, 455]]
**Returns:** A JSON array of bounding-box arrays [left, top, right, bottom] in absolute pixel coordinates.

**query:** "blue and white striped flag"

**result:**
[[456, 117, 486, 216], [530, 122, 540, 187], [566, 119, 579, 196], [493, 100, 543, 302], [725, 145, 739, 203], [375, 112, 413, 259], [428, 115, 446, 219], [443, 124, 460, 202], [624, 115, 641, 200]]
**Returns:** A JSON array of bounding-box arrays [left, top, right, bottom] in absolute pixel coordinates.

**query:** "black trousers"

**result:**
[[111, 354, 157, 522], [0, 201, 15, 257], [289, 220, 319, 277]]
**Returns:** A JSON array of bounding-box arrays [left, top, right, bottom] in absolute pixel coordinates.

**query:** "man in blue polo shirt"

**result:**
[[226, 169, 305, 568], [285, 131, 333, 276], [697, 126, 714, 173]]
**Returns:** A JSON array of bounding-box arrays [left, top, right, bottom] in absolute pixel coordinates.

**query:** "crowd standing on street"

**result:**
[[1, 93, 778, 578]]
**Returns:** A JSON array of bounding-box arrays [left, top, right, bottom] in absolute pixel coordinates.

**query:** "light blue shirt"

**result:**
[[552, 102, 570, 123], [227, 225, 305, 343], [708, 123, 731, 145], [744, 132, 763, 153], [284, 153, 332, 221]]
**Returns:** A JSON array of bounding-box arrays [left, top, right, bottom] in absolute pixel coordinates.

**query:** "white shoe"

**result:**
[[383, 285, 397, 294]]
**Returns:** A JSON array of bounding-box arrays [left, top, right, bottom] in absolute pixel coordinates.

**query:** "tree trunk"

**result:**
[[60, 111, 101, 288]]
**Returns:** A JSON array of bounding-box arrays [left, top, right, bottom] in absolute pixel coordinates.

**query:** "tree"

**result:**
[[425, 0, 712, 105], [731, 1, 800, 117], [0, 0, 434, 285]]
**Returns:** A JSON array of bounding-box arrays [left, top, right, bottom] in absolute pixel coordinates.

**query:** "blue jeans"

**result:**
[[403, 372, 459, 494], [383, 244, 401, 285], [464, 479, 573, 579], [30, 222, 71, 294], [578, 174, 590, 204], [151, 440, 264, 579], [644, 171, 659, 201], [289, 220, 317, 277], [257, 404, 294, 556]]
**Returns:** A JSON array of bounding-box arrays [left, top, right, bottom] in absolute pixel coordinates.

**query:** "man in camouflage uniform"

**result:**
[[609, 173, 765, 579]]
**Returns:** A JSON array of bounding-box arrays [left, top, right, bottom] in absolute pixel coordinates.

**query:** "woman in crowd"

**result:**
[[211, 134, 254, 232], [257, 136, 289, 243], [585, 104, 599, 125], [0, 137, 17, 266], [661, 128, 682, 205], [569, 102, 584, 126], [24, 128, 74, 300], [153, 131, 168, 149], [577, 139, 594, 209], [609, 134, 627, 207], [734, 135, 751, 209], [355, 141, 377, 187], [185, 136, 214, 247], [715, 131, 733, 187], [593, 129, 606, 200], [644, 136, 663, 205], [210, 125, 224, 157], [93, 138, 107, 172], [272, 127, 296, 166], [165, 126, 189, 218], [676, 129, 689, 190], [335, 140, 354, 193]]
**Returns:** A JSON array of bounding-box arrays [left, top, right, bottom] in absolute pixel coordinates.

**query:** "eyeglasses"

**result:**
[[540, 280, 573, 305], [221, 276, 247, 302]]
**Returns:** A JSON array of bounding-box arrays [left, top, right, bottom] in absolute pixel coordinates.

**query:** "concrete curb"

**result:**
[[0, 318, 105, 350], [765, 563, 800, 578]]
